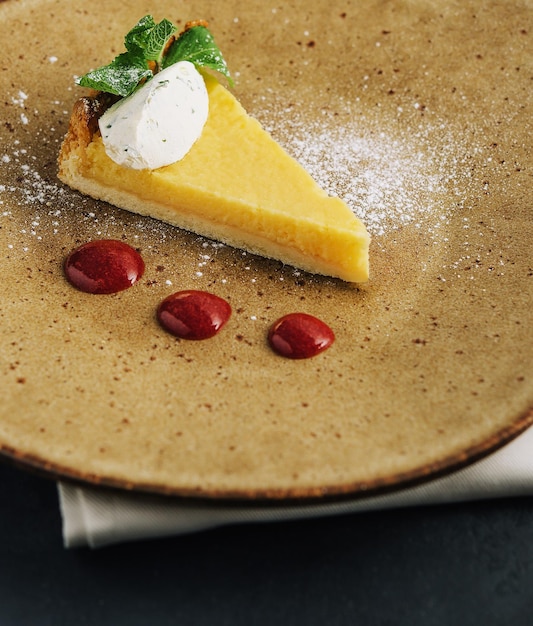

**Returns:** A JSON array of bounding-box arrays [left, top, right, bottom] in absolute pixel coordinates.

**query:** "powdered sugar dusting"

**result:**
[[256, 100, 468, 239]]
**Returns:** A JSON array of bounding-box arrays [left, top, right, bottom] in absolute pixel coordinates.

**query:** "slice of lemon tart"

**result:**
[[58, 19, 370, 282]]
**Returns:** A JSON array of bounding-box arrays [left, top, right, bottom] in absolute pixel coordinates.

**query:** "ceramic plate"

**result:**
[[1, 0, 532, 499]]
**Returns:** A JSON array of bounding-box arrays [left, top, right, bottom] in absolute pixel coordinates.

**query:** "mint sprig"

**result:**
[[77, 16, 232, 97]]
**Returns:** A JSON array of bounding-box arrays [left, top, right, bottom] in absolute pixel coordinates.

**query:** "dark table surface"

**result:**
[[1, 461, 532, 626]]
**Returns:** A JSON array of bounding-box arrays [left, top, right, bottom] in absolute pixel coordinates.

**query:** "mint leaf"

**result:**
[[77, 52, 152, 97], [124, 16, 176, 68], [144, 19, 177, 65], [124, 15, 157, 55], [163, 26, 233, 86]]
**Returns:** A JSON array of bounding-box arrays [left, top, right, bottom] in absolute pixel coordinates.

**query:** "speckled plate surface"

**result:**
[[1, 0, 532, 499]]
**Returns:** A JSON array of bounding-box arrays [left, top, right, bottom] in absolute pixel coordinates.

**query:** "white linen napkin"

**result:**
[[58, 426, 533, 548]]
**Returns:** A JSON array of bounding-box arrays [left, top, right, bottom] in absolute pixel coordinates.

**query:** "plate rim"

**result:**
[[2, 407, 532, 501]]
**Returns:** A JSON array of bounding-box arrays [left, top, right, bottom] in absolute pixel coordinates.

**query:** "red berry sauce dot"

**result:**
[[268, 312, 335, 359], [64, 239, 145, 294], [157, 290, 232, 340]]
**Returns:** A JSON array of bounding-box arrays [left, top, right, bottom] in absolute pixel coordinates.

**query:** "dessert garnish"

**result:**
[[77, 17, 232, 170], [77, 16, 232, 97], [63, 239, 333, 357]]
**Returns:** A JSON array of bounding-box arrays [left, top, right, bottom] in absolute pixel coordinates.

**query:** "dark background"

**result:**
[[1, 462, 532, 625]]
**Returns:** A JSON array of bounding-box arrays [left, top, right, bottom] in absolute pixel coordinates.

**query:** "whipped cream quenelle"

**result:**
[[98, 61, 209, 170]]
